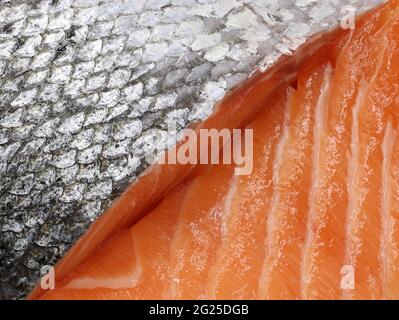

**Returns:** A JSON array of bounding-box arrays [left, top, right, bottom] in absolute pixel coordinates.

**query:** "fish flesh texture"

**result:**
[[30, 0, 399, 300]]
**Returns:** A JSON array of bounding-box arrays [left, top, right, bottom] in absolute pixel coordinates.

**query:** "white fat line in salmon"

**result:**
[[381, 121, 395, 297]]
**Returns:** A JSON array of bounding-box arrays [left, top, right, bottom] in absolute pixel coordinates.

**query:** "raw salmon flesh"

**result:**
[[30, 0, 399, 300]]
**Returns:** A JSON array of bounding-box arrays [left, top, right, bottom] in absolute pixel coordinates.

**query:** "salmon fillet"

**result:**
[[30, 0, 399, 300]]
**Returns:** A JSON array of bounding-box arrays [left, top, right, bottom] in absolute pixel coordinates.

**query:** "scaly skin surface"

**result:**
[[0, 0, 383, 299]]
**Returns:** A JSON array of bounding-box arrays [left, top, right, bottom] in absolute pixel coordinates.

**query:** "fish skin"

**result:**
[[0, 0, 384, 299]]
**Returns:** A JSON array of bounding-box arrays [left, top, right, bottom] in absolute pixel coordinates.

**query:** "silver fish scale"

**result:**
[[0, 0, 383, 299]]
